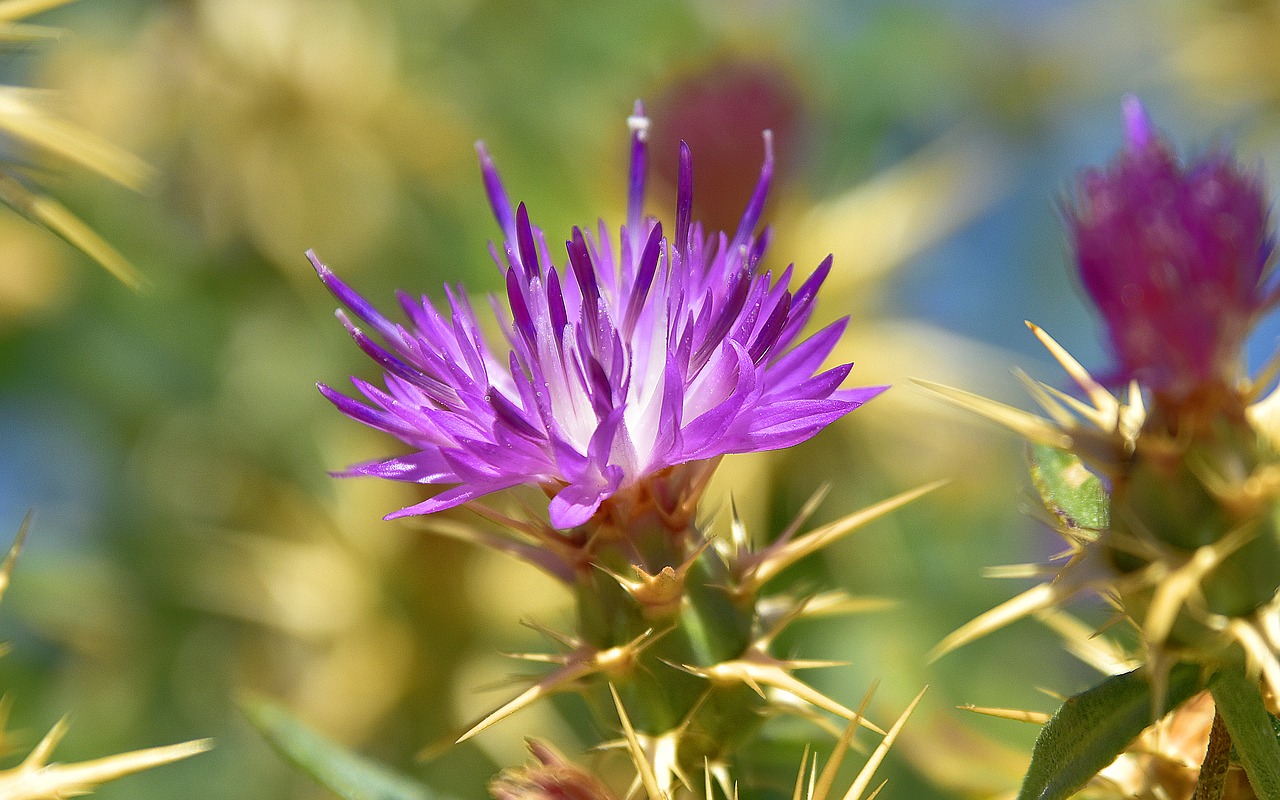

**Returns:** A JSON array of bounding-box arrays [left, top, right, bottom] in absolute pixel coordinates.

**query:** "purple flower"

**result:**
[[1067, 96, 1277, 402], [313, 102, 883, 529]]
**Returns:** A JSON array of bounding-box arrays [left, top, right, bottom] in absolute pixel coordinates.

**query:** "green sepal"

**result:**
[[1210, 665, 1280, 799], [242, 695, 436, 800], [1016, 662, 1203, 800], [1027, 443, 1108, 533]]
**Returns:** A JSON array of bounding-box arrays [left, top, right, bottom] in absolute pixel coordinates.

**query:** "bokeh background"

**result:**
[[1, 0, 1278, 797]]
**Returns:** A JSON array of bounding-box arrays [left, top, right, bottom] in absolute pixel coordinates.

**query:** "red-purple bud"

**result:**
[[1067, 97, 1277, 406], [489, 741, 616, 800]]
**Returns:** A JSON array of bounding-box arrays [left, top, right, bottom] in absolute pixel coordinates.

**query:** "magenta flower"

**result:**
[[1067, 96, 1277, 402], [313, 102, 882, 529]]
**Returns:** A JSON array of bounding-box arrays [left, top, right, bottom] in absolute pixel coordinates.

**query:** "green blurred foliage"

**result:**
[[1, 0, 1278, 798]]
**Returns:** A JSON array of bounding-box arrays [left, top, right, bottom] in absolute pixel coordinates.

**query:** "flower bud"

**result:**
[[1067, 96, 1276, 412], [489, 741, 616, 800]]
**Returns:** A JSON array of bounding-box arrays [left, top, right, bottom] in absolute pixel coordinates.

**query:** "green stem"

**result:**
[[1209, 666, 1280, 800]]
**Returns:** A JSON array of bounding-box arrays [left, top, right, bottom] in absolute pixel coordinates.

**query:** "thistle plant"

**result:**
[[297, 102, 930, 798], [923, 97, 1280, 798]]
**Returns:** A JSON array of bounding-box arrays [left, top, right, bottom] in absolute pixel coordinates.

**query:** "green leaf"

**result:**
[[242, 696, 435, 800], [1210, 666, 1280, 799], [1016, 663, 1203, 800], [1027, 444, 1108, 533]]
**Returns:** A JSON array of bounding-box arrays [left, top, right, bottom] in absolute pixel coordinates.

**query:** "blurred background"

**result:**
[[1, 0, 1279, 797]]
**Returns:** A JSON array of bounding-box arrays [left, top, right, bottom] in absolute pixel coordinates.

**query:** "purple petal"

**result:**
[[729, 399, 858, 450], [309, 250, 401, 344], [547, 479, 610, 530], [1121, 95, 1153, 151], [765, 318, 849, 386], [729, 130, 774, 255], [341, 450, 455, 483], [476, 142, 517, 243], [622, 222, 663, 337], [318, 382, 416, 437], [627, 99, 649, 235], [385, 479, 523, 520], [515, 202, 541, 279], [834, 384, 889, 406], [675, 141, 693, 253]]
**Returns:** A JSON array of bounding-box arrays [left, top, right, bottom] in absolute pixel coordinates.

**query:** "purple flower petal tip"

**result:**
[[314, 103, 874, 527], [849, 385, 890, 406], [1121, 94, 1154, 150]]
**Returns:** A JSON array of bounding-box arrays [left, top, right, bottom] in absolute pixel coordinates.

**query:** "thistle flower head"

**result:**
[[315, 101, 882, 529], [489, 741, 616, 800], [1068, 96, 1278, 408]]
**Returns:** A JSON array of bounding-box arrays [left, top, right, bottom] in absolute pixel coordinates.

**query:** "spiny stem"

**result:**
[[1193, 708, 1231, 800]]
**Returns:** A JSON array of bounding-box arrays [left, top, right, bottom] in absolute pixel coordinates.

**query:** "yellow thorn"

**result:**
[[912, 379, 1074, 449], [708, 762, 734, 800], [462, 501, 550, 540], [609, 684, 666, 800], [779, 659, 851, 671], [0, 1, 80, 23], [740, 672, 768, 700], [773, 484, 834, 548], [594, 562, 642, 592], [839, 686, 926, 800], [748, 480, 946, 590], [928, 582, 1070, 662], [755, 596, 825, 649], [1121, 381, 1145, 443], [1036, 382, 1115, 432], [0, 87, 152, 189], [695, 654, 886, 735], [498, 650, 569, 665], [981, 563, 1056, 580], [789, 746, 811, 800], [0, 736, 212, 799], [1035, 609, 1137, 676], [728, 496, 749, 555], [660, 735, 692, 794], [1035, 686, 1067, 702], [795, 594, 899, 616], [1143, 525, 1253, 649], [813, 723, 859, 800], [463, 630, 663, 740], [1228, 620, 1280, 699], [612, 540, 714, 615], [812, 682, 877, 800], [0, 511, 31, 607], [457, 658, 596, 743], [519, 619, 580, 649], [1024, 322, 1118, 421], [414, 517, 573, 583], [0, 177, 146, 290], [0, 21, 61, 41], [1013, 369, 1075, 428], [24, 716, 68, 768], [957, 704, 1051, 724]]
